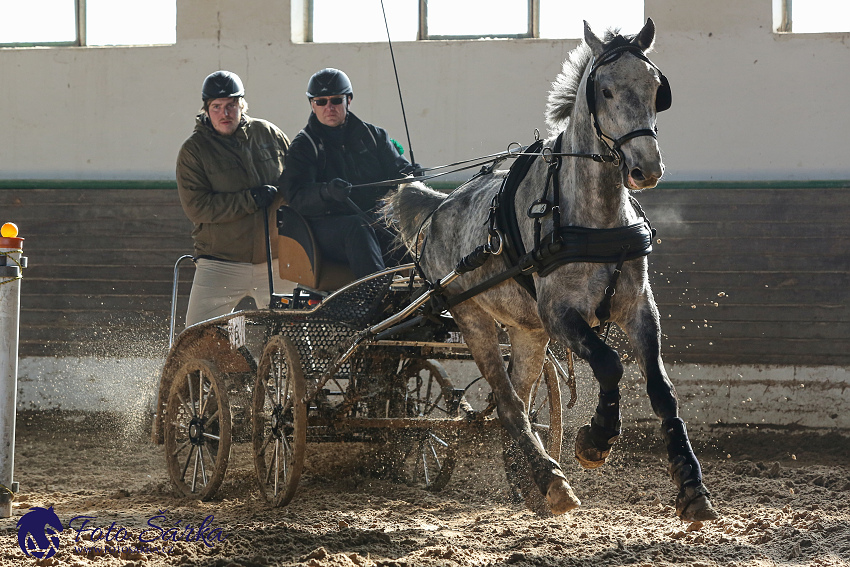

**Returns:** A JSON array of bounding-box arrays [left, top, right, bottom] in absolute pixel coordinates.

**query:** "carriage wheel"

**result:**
[[164, 359, 232, 500], [252, 335, 306, 507], [390, 359, 458, 492], [502, 357, 563, 514]]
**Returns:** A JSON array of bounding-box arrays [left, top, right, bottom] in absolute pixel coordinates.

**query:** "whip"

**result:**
[[381, 0, 416, 166]]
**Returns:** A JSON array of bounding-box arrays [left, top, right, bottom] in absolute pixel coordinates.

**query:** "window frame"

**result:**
[[0, 0, 175, 48], [297, 0, 543, 42], [773, 0, 850, 34], [419, 0, 539, 40], [774, 0, 793, 33], [0, 0, 81, 47]]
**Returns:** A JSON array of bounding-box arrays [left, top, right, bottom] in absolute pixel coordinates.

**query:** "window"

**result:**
[[296, 0, 644, 43], [774, 0, 850, 33], [0, 0, 176, 47]]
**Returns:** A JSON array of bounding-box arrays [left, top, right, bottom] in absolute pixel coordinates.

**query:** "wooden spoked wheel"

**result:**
[[391, 359, 458, 492], [164, 359, 232, 500], [252, 335, 306, 507]]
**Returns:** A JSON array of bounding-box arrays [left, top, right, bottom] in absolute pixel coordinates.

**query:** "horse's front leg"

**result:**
[[451, 303, 580, 515], [624, 299, 719, 522], [541, 306, 625, 469]]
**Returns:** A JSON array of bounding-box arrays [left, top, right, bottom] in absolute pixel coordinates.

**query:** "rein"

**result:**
[[346, 141, 618, 191]]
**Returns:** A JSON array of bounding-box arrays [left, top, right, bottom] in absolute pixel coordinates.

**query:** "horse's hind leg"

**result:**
[[543, 307, 625, 469], [625, 302, 719, 522], [502, 325, 563, 515], [451, 303, 580, 515]]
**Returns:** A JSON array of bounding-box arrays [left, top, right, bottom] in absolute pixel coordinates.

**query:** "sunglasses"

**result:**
[[312, 96, 345, 106]]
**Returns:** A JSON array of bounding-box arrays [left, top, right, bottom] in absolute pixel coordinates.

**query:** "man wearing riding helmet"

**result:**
[[177, 70, 294, 326], [281, 68, 419, 278]]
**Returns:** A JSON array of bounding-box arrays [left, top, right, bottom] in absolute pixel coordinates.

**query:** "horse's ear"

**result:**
[[584, 20, 604, 55], [634, 17, 656, 52]]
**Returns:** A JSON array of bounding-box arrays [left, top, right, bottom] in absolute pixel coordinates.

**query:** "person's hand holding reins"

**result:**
[[249, 185, 278, 208], [319, 178, 353, 202]]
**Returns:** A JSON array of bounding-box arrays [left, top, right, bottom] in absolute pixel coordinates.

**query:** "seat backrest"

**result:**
[[277, 206, 356, 292]]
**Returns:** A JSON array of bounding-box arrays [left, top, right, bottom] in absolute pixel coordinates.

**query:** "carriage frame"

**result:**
[[151, 259, 568, 506]]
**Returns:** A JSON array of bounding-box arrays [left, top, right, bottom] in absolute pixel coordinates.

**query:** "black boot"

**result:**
[[661, 417, 718, 522], [575, 389, 621, 469]]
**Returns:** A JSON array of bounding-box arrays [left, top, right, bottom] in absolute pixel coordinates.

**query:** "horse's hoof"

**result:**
[[546, 477, 581, 515], [676, 483, 719, 522], [574, 424, 613, 469]]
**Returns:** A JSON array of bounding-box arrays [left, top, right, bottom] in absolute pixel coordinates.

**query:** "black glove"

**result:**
[[319, 178, 352, 202], [401, 163, 424, 177], [249, 185, 278, 208]]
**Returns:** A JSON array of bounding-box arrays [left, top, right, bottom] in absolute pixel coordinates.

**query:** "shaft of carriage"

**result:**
[[306, 241, 495, 401]]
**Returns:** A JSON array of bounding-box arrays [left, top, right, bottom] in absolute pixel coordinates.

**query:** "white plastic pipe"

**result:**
[[0, 231, 25, 518]]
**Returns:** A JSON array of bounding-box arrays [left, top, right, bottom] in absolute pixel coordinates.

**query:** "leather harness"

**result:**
[[435, 132, 655, 334]]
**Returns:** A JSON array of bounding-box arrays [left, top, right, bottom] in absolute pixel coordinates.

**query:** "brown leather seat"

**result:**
[[277, 206, 357, 292]]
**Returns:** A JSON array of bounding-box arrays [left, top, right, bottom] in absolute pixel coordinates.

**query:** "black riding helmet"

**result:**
[[306, 68, 353, 98], [202, 70, 245, 101]]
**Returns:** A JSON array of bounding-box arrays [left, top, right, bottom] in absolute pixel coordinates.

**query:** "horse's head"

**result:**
[[583, 18, 670, 190]]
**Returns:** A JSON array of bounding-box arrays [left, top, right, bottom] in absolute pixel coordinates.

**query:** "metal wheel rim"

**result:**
[[164, 359, 232, 500], [398, 359, 458, 491], [252, 335, 306, 507]]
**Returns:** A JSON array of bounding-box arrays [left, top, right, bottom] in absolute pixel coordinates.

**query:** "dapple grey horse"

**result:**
[[387, 19, 717, 522]]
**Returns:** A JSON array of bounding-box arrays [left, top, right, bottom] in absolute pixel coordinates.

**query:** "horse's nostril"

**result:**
[[630, 168, 645, 181]]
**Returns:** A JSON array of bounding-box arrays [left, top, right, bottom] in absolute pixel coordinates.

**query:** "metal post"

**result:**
[[0, 223, 25, 518], [169, 255, 195, 348]]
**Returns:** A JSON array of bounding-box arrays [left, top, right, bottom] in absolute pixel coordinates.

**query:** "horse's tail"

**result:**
[[384, 181, 447, 256]]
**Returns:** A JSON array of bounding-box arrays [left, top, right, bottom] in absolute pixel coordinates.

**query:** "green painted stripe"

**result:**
[[1, 179, 848, 191], [432, 180, 850, 191], [656, 180, 850, 189], [0, 180, 178, 190]]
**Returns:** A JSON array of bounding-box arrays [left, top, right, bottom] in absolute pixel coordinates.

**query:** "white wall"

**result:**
[[1, 0, 848, 182], [17, 356, 850, 431]]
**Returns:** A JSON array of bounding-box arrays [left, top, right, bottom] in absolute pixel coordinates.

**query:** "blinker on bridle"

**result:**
[[585, 43, 672, 165]]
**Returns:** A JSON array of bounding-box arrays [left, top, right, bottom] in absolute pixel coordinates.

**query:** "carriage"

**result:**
[[150, 245, 567, 507]]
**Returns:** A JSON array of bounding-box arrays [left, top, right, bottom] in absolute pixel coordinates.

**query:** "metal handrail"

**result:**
[[169, 255, 195, 348]]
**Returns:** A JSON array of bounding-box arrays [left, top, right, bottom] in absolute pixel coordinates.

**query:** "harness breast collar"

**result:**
[[484, 132, 655, 303], [435, 132, 655, 323]]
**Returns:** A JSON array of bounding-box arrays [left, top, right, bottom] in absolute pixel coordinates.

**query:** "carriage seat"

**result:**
[[276, 205, 357, 292]]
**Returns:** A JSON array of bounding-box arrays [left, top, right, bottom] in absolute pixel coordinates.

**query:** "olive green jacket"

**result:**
[[176, 114, 290, 263]]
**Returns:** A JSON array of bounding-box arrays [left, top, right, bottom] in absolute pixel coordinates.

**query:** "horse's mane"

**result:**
[[545, 29, 642, 135]]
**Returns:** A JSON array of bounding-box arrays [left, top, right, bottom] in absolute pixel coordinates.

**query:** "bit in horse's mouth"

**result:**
[[621, 162, 641, 190]]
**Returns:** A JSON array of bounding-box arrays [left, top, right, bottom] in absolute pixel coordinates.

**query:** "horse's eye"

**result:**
[[601, 88, 613, 99]]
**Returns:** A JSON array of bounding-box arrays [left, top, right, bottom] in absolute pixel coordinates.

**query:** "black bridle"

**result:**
[[585, 42, 672, 166]]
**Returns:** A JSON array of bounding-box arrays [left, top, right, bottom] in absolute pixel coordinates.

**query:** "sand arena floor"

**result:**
[[1, 410, 849, 567]]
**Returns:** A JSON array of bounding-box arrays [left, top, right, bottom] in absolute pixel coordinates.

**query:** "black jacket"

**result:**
[[281, 111, 411, 217]]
